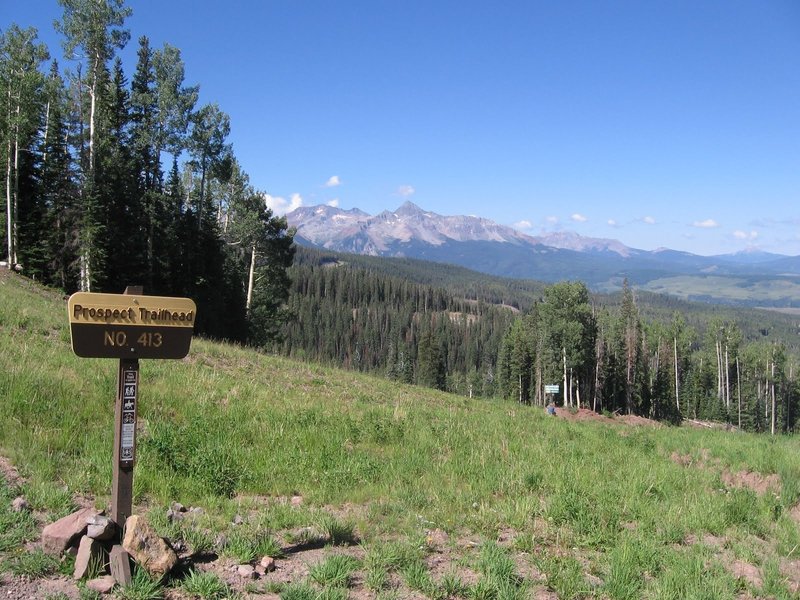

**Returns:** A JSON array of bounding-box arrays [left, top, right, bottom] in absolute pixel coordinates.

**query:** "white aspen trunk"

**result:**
[[534, 348, 542, 406], [569, 369, 574, 408], [765, 362, 769, 421], [518, 374, 523, 404], [594, 339, 601, 413], [5, 138, 12, 268], [88, 55, 98, 173], [790, 363, 794, 431], [674, 336, 680, 412], [78, 60, 97, 292], [736, 356, 742, 429], [42, 96, 51, 166], [562, 346, 568, 407], [714, 340, 724, 401], [197, 162, 207, 231], [575, 376, 580, 409], [653, 342, 660, 391], [724, 344, 730, 411], [246, 243, 256, 314], [12, 112, 20, 266], [79, 251, 91, 292], [626, 340, 633, 415], [770, 361, 776, 435]]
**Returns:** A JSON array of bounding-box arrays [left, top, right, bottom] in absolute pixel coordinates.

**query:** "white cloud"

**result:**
[[546, 215, 558, 225], [643, 216, 656, 225], [324, 175, 341, 187], [264, 192, 303, 215], [396, 185, 415, 197], [514, 220, 533, 230], [607, 219, 618, 227], [733, 230, 759, 240], [693, 219, 719, 228], [571, 213, 588, 223], [326, 198, 339, 208]]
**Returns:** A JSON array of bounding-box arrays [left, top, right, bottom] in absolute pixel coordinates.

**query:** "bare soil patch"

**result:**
[[730, 559, 762, 588], [789, 502, 800, 525], [555, 407, 615, 423], [0, 456, 24, 487], [670, 449, 781, 496], [720, 469, 780, 495], [617, 413, 661, 427]]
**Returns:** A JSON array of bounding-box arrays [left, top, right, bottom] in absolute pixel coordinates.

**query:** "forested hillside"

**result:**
[[281, 250, 517, 396], [1, 2, 294, 344], [284, 248, 800, 433]]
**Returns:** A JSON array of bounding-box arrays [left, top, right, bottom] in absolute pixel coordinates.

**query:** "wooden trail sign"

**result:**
[[67, 288, 196, 532], [68, 292, 196, 359]]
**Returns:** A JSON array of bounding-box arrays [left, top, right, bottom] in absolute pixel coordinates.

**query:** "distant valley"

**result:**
[[287, 202, 800, 307]]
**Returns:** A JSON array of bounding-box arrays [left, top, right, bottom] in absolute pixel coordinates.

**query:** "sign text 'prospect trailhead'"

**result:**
[[67, 292, 197, 359]]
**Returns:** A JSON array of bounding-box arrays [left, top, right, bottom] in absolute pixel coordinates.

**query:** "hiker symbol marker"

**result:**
[[120, 364, 137, 466]]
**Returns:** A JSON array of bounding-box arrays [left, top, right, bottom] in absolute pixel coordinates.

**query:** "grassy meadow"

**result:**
[[640, 274, 800, 305], [1, 271, 800, 599]]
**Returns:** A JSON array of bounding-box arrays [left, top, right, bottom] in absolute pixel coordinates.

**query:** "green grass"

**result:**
[[308, 554, 360, 588], [640, 274, 800, 305], [2, 548, 59, 578], [222, 528, 284, 564], [115, 567, 164, 600], [1, 273, 800, 598], [315, 512, 358, 546], [180, 569, 230, 599]]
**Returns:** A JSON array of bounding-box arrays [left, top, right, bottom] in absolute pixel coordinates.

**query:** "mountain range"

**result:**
[[286, 202, 800, 307]]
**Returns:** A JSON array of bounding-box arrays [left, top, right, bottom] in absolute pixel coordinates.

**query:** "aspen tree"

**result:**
[[56, 0, 130, 290], [0, 26, 48, 270]]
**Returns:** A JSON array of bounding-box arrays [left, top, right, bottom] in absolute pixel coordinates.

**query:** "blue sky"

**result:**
[[4, 1, 800, 256]]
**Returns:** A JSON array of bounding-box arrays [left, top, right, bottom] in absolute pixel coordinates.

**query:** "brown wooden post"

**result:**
[[111, 286, 142, 529]]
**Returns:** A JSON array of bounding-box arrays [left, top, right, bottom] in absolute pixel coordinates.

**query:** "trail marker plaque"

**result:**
[[545, 384, 560, 395], [67, 288, 196, 536], [68, 292, 196, 359]]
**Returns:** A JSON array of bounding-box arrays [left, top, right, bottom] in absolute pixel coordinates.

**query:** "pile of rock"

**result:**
[[41, 509, 176, 594], [232, 555, 277, 580]]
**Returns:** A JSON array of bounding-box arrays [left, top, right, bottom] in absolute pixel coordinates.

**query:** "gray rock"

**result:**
[[42, 508, 99, 556], [73, 536, 102, 580], [11, 496, 29, 512], [260, 556, 277, 572], [233, 514, 244, 525], [237, 564, 257, 579], [86, 514, 116, 541], [122, 515, 177, 576], [86, 575, 116, 594], [109, 545, 132, 587], [170, 502, 187, 513]]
